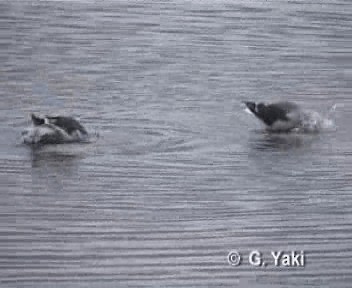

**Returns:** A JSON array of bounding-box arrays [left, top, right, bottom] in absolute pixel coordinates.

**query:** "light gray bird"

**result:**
[[22, 114, 88, 145]]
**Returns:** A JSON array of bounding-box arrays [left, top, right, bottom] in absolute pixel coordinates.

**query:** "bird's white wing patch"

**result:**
[[286, 110, 301, 123], [270, 120, 297, 131], [22, 125, 56, 144]]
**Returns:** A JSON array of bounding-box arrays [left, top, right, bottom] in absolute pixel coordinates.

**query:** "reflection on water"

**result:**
[[29, 146, 82, 168], [250, 132, 313, 151]]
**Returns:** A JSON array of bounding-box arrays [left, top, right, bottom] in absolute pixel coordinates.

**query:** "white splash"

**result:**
[[297, 104, 337, 133], [22, 125, 57, 144], [22, 124, 89, 145]]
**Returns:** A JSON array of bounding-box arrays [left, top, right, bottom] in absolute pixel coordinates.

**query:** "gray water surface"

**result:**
[[1, 1, 352, 287]]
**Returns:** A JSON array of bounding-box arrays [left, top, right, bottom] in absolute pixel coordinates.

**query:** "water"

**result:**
[[1, 1, 352, 287]]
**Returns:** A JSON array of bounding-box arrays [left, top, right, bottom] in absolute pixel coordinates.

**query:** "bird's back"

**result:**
[[268, 102, 299, 113], [46, 116, 88, 136]]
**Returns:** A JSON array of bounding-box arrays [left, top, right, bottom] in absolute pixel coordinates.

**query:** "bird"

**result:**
[[244, 101, 302, 132], [22, 114, 88, 145]]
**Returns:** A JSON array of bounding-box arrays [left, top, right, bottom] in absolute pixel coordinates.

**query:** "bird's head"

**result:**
[[243, 101, 267, 117], [244, 101, 256, 114], [256, 103, 266, 114], [31, 114, 45, 126]]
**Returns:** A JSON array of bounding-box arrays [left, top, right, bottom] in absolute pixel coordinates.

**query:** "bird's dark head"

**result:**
[[256, 103, 266, 114], [244, 101, 267, 117], [244, 101, 256, 114], [31, 114, 45, 126]]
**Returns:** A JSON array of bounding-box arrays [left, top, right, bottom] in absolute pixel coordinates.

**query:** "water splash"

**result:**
[[296, 104, 337, 133]]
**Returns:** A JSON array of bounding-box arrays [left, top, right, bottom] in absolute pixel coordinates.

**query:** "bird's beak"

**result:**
[[242, 101, 256, 114]]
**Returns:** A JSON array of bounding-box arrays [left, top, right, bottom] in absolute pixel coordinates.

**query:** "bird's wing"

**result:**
[[46, 116, 88, 135]]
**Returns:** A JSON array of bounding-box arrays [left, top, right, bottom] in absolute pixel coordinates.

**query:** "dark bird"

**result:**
[[244, 101, 302, 132], [22, 114, 88, 144]]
